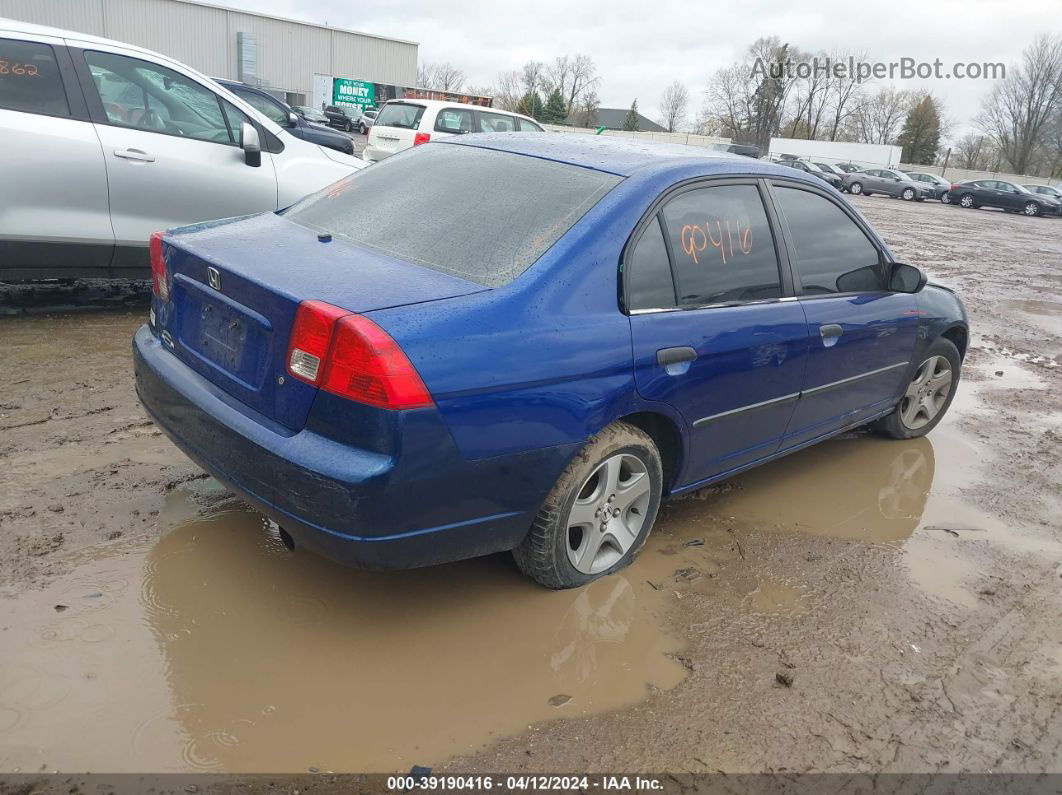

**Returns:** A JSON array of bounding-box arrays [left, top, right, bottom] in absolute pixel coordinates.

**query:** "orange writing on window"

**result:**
[[680, 218, 752, 266]]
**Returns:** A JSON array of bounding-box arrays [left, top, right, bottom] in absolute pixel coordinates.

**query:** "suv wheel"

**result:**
[[513, 421, 663, 589]]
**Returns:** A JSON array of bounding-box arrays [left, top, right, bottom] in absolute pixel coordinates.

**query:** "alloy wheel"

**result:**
[[960, 194, 974, 208], [1024, 202, 1040, 217], [902, 188, 915, 201], [900, 355, 953, 430], [565, 453, 651, 575], [850, 182, 863, 194]]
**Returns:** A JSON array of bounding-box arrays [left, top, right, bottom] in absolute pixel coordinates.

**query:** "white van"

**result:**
[[362, 99, 543, 163], [0, 18, 365, 279]]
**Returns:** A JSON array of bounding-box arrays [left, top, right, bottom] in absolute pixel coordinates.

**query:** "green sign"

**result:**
[[332, 78, 375, 111]]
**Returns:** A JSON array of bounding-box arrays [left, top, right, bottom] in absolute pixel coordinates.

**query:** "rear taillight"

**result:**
[[286, 300, 433, 410], [149, 231, 169, 301], [287, 300, 349, 385], [413, 132, 431, 146], [950, 183, 960, 190]]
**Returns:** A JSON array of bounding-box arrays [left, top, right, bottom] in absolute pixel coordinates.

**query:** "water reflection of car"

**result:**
[[134, 134, 968, 589], [946, 179, 1062, 217]]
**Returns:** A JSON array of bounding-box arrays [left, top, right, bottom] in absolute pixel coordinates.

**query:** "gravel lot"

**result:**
[[1, 194, 1060, 775]]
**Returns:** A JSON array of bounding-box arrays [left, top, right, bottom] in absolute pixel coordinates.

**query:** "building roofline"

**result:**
[[153, 0, 419, 47]]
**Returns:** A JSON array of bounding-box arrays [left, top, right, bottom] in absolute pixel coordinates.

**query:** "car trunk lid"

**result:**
[[157, 212, 485, 431]]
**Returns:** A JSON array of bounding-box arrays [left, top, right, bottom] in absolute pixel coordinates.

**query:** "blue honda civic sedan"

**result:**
[[133, 134, 968, 589]]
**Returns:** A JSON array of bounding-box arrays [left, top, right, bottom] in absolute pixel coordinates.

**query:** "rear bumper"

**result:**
[[133, 325, 569, 569]]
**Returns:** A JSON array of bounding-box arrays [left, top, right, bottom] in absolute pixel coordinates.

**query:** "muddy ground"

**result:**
[[0, 196, 1060, 775]]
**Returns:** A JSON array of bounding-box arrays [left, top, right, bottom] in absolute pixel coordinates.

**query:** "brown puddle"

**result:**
[[0, 491, 688, 773]]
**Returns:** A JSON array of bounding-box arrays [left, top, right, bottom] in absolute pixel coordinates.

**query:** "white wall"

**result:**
[[543, 124, 730, 148]]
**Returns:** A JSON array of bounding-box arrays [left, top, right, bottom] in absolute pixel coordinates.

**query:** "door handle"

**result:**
[[113, 148, 155, 162], [819, 324, 843, 339], [657, 347, 698, 367]]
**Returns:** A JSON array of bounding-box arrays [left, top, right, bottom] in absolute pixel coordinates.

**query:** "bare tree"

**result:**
[[464, 84, 495, 100], [825, 50, 868, 141], [658, 81, 689, 132], [572, 88, 600, 128], [416, 62, 437, 89], [433, 63, 466, 92], [494, 70, 523, 111], [521, 61, 546, 95], [853, 86, 913, 144], [976, 34, 1062, 175], [951, 133, 994, 170], [785, 48, 833, 139]]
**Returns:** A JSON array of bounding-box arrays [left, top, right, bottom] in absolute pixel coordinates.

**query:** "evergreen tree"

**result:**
[[623, 99, 640, 131], [897, 94, 942, 165], [542, 88, 569, 124], [516, 90, 545, 121]]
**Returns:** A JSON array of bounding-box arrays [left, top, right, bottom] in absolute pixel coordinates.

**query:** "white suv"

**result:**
[[0, 18, 365, 280], [363, 99, 543, 163]]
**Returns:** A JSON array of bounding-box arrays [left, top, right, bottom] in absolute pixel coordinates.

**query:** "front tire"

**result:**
[[1024, 201, 1041, 217], [849, 182, 863, 195], [959, 193, 975, 208], [941, 194, 951, 204], [513, 422, 663, 589], [874, 338, 961, 440], [902, 187, 916, 201]]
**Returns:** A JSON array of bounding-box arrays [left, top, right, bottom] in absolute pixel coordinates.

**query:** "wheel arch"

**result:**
[[616, 410, 684, 494], [939, 323, 968, 360]]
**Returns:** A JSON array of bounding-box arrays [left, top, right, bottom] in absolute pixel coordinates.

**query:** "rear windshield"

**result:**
[[374, 102, 425, 130], [283, 143, 621, 287]]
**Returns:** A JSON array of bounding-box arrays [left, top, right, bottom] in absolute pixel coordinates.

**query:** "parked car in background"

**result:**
[[782, 159, 844, 190], [134, 134, 967, 589], [358, 108, 378, 134], [707, 142, 760, 158], [844, 169, 929, 201], [0, 18, 365, 280], [363, 99, 543, 162], [904, 171, 952, 201], [1022, 184, 1062, 203], [215, 80, 355, 155], [833, 162, 864, 173], [293, 105, 329, 124], [947, 180, 1062, 217], [323, 104, 360, 132]]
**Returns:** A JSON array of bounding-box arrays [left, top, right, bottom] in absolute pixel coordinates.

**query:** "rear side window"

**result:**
[[626, 217, 675, 311], [0, 39, 69, 116], [660, 184, 782, 306], [374, 102, 424, 130], [434, 107, 473, 133], [773, 186, 883, 295], [284, 144, 621, 287], [516, 117, 543, 132], [478, 110, 516, 132]]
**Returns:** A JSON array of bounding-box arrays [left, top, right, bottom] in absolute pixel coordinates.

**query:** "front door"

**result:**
[[769, 183, 920, 449], [626, 181, 809, 487], [76, 47, 278, 255]]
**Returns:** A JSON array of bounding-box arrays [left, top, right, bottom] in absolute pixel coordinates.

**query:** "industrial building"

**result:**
[[0, 0, 418, 109]]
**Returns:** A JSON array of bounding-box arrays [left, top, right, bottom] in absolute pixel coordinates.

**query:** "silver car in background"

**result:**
[[843, 168, 929, 201], [905, 171, 952, 202]]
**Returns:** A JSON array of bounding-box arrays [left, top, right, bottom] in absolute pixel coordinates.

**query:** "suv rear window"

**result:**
[[283, 144, 621, 287], [374, 102, 425, 130]]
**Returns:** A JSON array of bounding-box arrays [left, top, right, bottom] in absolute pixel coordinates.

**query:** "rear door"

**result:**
[[768, 181, 919, 448], [0, 32, 113, 277], [72, 45, 278, 265], [368, 101, 425, 155], [432, 105, 474, 138], [627, 180, 809, 486]]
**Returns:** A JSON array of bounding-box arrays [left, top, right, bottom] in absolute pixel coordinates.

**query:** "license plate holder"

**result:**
[[197, 302, 248, 373]]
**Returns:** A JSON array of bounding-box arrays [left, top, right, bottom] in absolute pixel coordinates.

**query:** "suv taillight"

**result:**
[[413, 132, 431, 146], [286, 300, 433, 409], [149, 231, 169, 301]]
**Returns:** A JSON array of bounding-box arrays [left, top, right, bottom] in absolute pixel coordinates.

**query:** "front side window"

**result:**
[[774, 186, 883, 295], [0, 38, 69, 116], [284, 144, 620, 287], [85, 51, 233, 144], [374, 102, 425, 130], [626, 217, 675, 311], [231, 86, 287, 126], [660, 184, 782, 306], [434, 107, 473, 133]]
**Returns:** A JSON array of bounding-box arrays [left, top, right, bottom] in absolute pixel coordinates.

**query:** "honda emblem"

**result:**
[[207, 267, 221, 291]]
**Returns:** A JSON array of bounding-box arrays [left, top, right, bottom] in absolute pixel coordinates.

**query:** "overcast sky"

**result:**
[[227, 0, 1054, 137]]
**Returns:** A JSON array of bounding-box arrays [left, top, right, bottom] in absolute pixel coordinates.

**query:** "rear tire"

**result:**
[[873, 338, 961, 440], [941, 194, 951, 204], [849, 182, 863, 195], [959, 193, 975, 208], [513, 422, 663, 589]]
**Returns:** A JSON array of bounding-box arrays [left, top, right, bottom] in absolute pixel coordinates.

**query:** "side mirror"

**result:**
[[889, 262, 927, 293], [240, 122, 261, 168], [287, 111, 299, 127]]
